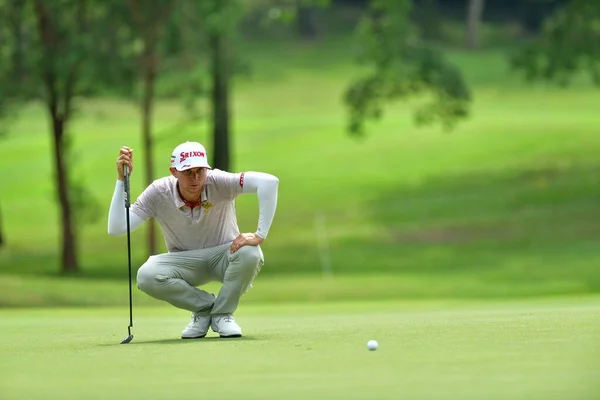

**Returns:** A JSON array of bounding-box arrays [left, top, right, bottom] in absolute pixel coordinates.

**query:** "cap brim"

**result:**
[[176, 162, 211, 171]]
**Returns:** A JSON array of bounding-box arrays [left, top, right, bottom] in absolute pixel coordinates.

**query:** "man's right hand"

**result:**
[[117, 146, 134, 181]]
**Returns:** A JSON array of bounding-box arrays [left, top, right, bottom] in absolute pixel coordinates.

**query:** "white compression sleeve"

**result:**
[[107, 180, 146, 236], [241, 171, 279, 239]]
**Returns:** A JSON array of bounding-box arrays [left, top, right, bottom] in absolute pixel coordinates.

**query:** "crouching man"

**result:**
[[108, 141, 279, 338]]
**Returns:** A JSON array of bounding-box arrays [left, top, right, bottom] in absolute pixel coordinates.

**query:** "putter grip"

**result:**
[[123, 164, 131, 209]]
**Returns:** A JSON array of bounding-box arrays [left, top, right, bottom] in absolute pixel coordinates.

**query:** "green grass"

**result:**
[[2, 32, 599, 400], [1, 38, 600, 305], [2, 272, 592, 308], [2, 297, 600, 400]]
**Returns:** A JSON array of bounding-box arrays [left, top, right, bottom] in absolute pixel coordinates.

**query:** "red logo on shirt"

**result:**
[[180, 151, 205, 163], [239, 172, 245, 188]]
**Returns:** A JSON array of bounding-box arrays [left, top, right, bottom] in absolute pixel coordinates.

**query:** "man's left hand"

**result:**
[[230, 233, 264, 254]]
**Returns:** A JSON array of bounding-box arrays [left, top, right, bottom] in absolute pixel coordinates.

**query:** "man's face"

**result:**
[[171, 167, 207, 199]]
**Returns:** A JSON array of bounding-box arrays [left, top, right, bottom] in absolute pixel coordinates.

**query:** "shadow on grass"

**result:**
[[367, 163, 600, 238], [97, 336, 262, 346], [360, 164, 600, 257], [322, 163, 600, 288]]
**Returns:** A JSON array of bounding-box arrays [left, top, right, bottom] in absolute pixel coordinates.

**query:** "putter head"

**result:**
[[120, 334, 134, 344]]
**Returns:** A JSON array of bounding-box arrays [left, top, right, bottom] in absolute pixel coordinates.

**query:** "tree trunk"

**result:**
[[142, 43, 157, 256], [466, 0, 485, 49], [418, 0, 441, 41], [51, 115, 78, 272], [297, 5, 318, 40], [8, 0, 26, 82], [33, 0, 80, 273], [0, 203, 4, 247], [126, 0, 173, 256], [210, 32, 231, 171]]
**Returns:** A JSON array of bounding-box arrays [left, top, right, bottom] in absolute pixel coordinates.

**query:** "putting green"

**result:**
[[1, 297, 599, 399]]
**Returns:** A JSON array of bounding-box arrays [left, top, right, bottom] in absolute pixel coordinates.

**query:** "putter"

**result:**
[[121, 164, 134, 344]]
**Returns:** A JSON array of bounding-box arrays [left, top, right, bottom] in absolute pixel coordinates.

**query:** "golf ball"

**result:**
[[367, 340, 378, 351]]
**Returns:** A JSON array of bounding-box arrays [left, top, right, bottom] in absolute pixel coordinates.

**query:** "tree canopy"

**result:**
[[344, 0, 471, 135], [511, 0, 600, 87]]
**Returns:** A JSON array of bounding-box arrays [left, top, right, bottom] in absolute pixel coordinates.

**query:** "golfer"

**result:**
[[107, 141, 279, 338]]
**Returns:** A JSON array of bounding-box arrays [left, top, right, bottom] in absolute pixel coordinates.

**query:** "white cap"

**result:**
[[170, 141, 211, 171]]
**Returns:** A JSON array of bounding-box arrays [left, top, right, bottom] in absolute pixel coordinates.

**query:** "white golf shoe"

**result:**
[[211, 314, 242, 338], [181, 313, 211, 339]]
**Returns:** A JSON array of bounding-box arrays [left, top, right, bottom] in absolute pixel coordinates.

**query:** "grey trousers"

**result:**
[[136, 242, 263, 316]]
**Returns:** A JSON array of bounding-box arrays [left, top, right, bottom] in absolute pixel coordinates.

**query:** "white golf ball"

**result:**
[[367, 340, 378, 351]]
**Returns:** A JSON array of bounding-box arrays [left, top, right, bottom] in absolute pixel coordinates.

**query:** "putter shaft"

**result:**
[[122, 164, 134, 343]]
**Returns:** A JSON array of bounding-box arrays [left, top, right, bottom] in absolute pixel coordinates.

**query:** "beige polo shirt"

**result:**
[[130, 169, 244, 252]]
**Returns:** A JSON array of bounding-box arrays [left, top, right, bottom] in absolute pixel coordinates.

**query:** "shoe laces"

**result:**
[[222, 314, 234, 323]]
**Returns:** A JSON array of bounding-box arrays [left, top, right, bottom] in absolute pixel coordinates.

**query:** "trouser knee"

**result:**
[[136, 263, 161, 293], [233, 245, 262, 274]]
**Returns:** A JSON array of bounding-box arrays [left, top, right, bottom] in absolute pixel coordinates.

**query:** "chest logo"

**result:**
[[201, 200, 213, 212]]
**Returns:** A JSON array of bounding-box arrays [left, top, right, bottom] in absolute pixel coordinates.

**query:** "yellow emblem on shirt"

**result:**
[[201, 200, 213, 212]]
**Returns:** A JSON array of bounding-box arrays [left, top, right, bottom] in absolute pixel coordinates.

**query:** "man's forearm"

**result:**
[[241, 172, 279, 239], [107, 180, 145, 236]]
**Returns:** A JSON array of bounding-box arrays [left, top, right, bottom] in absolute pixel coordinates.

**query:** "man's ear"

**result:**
[[170, 167, 178, 177]]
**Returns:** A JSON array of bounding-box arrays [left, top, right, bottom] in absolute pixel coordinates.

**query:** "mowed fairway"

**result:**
[[1, 297, 599, 400]]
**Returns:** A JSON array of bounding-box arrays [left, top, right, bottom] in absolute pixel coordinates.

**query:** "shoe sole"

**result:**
[[181, 334, 207, 339], [219, 334, 242, 338]]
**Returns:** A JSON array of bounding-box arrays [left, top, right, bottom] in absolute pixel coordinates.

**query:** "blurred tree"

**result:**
[[0, 0, 129, 271], [6, 0, 27, 83], [30, 0, 93, 272], [415, 0, 442, 41], [183, 0, 331, 171], [297, 0, 330, 39], [344, 0, 471, 136], [0, 0, 28, 133], [0, 204, 3, 247], [192, 0, 245, 171], [126, 0, 176, 256], [208, 5, 233, 171], [511, 0, 600, 87], [0, 0, 24, 249], [296, 3, 319, 39], [0, 102, 13, 250], [466, 0, 485, 49], [172, 1, 205, 115], [518, 0, 567, 35]]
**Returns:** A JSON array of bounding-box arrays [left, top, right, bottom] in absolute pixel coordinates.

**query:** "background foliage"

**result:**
[[0, 0, 599, 306]]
